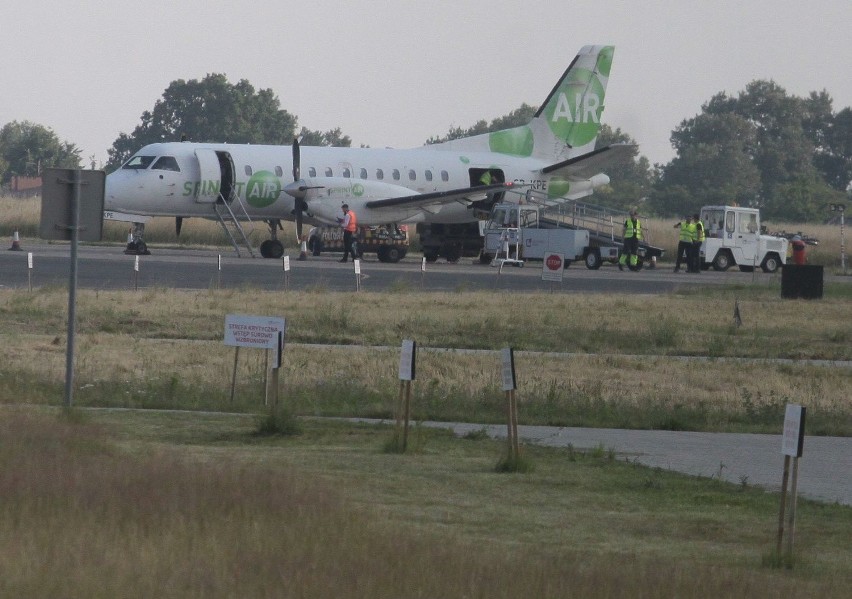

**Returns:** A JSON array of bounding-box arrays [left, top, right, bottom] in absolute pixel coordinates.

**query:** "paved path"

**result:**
[[404, 420, 852, 505]]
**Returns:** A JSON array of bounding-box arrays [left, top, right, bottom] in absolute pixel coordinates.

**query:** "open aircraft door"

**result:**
[[194, 148, 223, 203]]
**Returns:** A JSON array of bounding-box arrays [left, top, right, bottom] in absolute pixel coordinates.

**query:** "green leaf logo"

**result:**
[[545, 67, 606, 147], [488, 126, 534, 157], [246, 171, 281, 208]]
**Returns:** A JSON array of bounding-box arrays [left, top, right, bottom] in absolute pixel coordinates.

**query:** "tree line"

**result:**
[[2, 74, 849, 222]]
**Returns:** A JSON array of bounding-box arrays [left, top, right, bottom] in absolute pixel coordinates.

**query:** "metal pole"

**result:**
[[841, 209, 846, 275], [63, 170, 81, 408]]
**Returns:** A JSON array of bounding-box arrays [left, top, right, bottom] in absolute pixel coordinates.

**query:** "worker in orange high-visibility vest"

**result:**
[[338, 204, 358, 262]]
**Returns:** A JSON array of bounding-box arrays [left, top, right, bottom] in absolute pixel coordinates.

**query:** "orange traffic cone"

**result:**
[[298, 236, 308, 261], [9, 230, 22, 251]]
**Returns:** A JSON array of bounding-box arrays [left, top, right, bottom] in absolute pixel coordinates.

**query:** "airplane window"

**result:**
[[275, 166, 283, 177], [392, 169, 400, 180], [325, 167, 333, 176], [425, 170, 433, 182], [122, 155, 156, 170], [360, 168, 368, 179], [441, 170, 449, 182], [309, 167, 316, 177], [343, 168, 351, 178], [150, 156, 180, 172], [376, 169, 384, 180], [245, 166, 253, 176], [408, 169, 416, 181]]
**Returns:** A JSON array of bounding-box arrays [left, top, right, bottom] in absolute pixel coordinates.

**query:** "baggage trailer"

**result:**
[[482, 193, 665, 270]]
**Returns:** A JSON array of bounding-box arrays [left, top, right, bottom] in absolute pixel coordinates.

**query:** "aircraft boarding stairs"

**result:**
[[214, 191, 257, 258], [520, 189, 665, 262]]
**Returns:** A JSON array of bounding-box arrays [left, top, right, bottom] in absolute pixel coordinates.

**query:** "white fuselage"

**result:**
[[104, 142, 596, 226]]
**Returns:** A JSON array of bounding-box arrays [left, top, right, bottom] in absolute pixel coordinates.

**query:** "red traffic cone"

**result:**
[[9, 230, 22, 251]]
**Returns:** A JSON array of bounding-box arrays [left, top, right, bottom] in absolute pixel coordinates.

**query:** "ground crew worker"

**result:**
[[791, 234, 807, 265], [689, 213, 705, 273], [618, 209, 642, 271], [338, 203, 358, 262], [672, 215, 692, 272]]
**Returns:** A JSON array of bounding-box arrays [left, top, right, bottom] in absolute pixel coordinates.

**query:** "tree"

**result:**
[[0, 121, 80, 184], [651, 80, 850, 221], [592, 124, 653, 212], [651, 112, 762, 215], [106, 74, 298, 169], [810, 102, 852, 191], [298, 126, 351, 147]]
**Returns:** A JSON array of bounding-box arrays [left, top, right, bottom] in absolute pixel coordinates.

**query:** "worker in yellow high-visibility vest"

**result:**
[[673, 215, 693, 273], [618, 209, 642, 271], [689, 213, 705, 273]]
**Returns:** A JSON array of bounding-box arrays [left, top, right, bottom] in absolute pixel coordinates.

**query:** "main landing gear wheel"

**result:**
[[259, 239, 284, 259]]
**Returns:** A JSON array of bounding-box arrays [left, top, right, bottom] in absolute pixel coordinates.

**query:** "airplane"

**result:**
[[104, 45, 632, 260]]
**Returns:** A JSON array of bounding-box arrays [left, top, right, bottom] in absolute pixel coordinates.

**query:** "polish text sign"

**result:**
[[224, 314, 286, 350]]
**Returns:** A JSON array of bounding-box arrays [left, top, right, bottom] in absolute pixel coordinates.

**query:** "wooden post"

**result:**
[[270, 366, 280, 408], [263, 349, 269, 406], [786, 457, 801, 557], [396, 339, 416, 452], [229, 346, 240, 403], [776, 454, 791, 554], [511, 388, 520, 458], [778, 403, 806, 560], [395, 380, 406, 431], [505, 389, 520, 461], [402, 380, 412, 452]]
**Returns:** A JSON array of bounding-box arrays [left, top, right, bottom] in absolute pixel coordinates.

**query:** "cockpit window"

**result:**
[[151, 156, 180, 172], [122, 155, 156, 170]]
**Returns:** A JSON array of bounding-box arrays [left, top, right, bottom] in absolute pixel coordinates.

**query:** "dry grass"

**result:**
[[0, 288, 849, 433], [1, 409, 848, 598]]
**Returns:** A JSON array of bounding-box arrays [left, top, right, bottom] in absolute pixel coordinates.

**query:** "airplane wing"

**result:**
[[364, 182, 516, 210], [540, 143, 636, 179]]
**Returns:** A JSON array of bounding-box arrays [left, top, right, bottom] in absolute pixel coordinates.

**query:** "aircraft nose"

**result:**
[[104, 170, 133, 211]]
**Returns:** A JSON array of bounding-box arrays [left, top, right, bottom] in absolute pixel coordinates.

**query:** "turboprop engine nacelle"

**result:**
[[299, 178, 428, 225]]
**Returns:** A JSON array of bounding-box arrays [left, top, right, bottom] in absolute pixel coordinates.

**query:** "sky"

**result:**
[[2, 0, 849, 168]]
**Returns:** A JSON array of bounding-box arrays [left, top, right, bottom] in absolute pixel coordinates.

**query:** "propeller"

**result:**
[[281, 138, 309, 239], [175, 217, 183, 237], [283, 137, 322, 239]]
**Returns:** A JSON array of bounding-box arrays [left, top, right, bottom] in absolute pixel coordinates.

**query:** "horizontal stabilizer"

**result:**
[[540, 143, 636, 179]]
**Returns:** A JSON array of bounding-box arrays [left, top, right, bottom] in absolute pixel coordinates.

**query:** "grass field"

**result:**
[[0, 286, 850, 435], [1, 193, 850, 596], [1, 408, 850, 598]]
